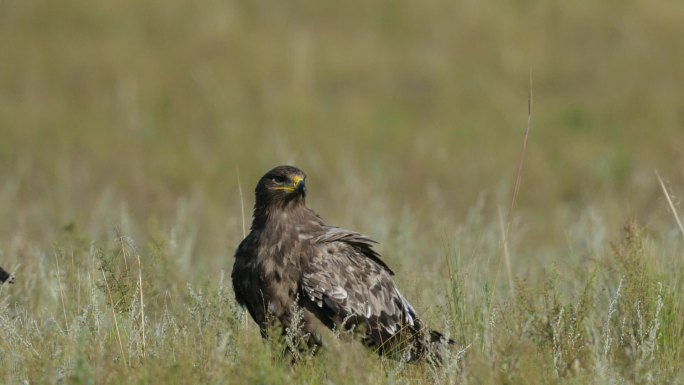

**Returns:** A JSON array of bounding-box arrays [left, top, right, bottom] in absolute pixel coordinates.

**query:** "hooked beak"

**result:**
[[293, 175, 306, 196], [273, 175, 306, 196]]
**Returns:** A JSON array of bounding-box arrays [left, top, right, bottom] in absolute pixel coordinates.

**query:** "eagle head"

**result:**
[[255, 165, 307, 207]]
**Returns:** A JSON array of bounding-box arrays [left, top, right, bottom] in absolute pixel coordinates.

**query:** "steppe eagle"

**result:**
[[232, 165, 452, 362]]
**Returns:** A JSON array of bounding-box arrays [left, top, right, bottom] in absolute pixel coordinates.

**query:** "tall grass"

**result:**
[[1, 207, 682, 384]]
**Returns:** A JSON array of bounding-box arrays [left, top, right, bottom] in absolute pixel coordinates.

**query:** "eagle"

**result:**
[[232, 165, 452, 363]]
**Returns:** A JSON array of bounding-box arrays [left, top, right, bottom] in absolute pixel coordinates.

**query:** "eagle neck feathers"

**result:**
[[251, 198, 320, 233]]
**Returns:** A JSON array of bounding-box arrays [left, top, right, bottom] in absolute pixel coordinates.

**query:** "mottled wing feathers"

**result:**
[[301, 227, 418, 351], [314, 227, 394, 275]]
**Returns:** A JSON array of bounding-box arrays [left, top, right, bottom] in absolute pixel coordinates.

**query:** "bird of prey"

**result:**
[[232, 165, 452, 363]]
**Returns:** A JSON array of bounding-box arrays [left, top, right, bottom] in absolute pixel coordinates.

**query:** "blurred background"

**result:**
[[1, 0, 683, 279]]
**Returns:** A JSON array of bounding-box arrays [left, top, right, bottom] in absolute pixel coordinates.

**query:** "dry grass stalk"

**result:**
[[100, 265, 129, 367], [53, 249, 69, 331], [137, 252, 146, 359], [494, 71, 533, 297], [237, 165, 247, 239], [655, 170, 684, 239]]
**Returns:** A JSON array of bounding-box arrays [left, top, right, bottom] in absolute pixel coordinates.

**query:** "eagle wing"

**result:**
[[299, 226, 419, 350]]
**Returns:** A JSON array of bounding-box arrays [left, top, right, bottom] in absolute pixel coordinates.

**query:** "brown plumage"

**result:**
[[232, 165, 452, 362]]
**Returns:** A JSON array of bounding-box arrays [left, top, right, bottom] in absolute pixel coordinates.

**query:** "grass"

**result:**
[[3, 207, 683, 384], [1, 0, 684, 383]]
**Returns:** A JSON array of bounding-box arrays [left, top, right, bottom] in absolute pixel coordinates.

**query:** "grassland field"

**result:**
[[1, 0, 684, 383]]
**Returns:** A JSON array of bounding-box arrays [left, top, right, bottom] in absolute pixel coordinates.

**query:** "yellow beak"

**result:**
[[273, 175, 305, 193]]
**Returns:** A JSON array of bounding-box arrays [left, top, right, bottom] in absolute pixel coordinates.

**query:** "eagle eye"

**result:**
[[271, 175, 288, 184]]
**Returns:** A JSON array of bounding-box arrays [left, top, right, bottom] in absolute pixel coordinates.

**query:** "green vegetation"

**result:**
[[1, 0, 683, 383]]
